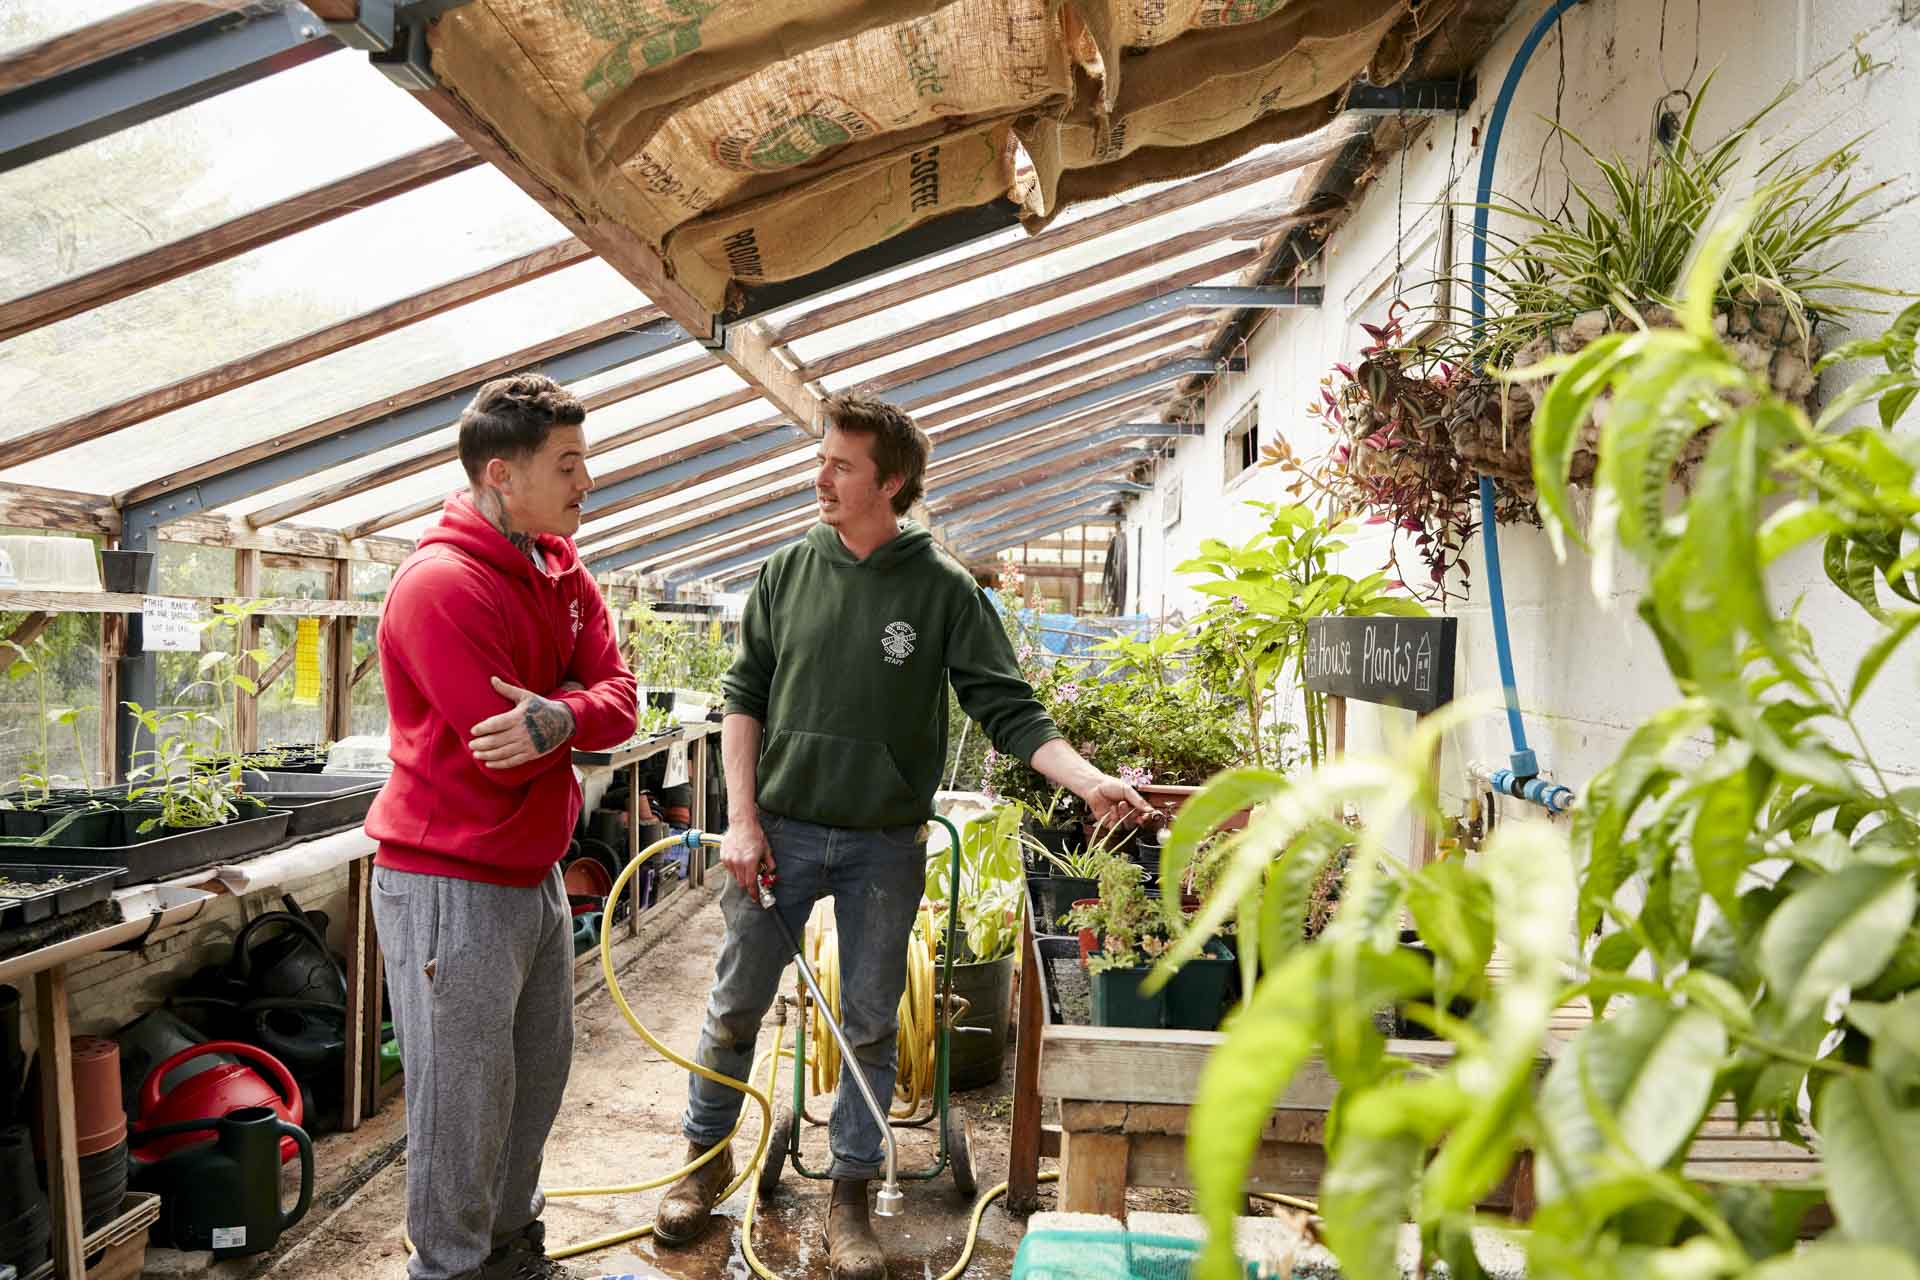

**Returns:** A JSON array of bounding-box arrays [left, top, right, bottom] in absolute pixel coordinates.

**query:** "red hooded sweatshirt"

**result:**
[[366, 493, 637, 887]]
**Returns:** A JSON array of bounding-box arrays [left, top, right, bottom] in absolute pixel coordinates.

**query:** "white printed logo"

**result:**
[[569, 599, 583, 637], [881, 621, 917, 665]]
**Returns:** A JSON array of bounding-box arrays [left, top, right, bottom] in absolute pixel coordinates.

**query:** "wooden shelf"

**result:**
[[0, 589, 381, 617]]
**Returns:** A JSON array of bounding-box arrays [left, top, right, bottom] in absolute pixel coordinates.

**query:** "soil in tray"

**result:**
[[1046, 953, 1092, 1025], [0, 900, 115, 961]]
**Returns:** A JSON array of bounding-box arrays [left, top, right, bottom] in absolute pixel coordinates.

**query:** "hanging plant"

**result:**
[[1453, 74, 1897, 499], [1266, 303, 1537, 603]]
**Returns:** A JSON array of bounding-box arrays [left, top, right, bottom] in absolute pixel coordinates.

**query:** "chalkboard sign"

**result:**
[[1302, 616, 1457, 714]]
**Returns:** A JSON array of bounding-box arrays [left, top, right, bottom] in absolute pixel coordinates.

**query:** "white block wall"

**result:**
[[1124, 0, 1920, 836]]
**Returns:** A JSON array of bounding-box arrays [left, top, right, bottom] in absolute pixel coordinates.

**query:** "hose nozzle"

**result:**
[[873, 1181, 905, 1217]]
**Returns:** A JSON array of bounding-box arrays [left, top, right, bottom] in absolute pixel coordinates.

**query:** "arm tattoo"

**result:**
[[523, 695, 576, 755]]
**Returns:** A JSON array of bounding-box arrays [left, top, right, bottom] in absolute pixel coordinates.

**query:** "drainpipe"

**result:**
[[1469, 0, 1588, 811]]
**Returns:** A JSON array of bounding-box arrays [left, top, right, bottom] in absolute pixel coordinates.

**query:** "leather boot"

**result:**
[[654, 1140, 735, 1247], [825, 1179, 886, 1280]]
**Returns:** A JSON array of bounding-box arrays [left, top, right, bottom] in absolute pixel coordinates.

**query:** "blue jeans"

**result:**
[[682, 811, 926, 1180]]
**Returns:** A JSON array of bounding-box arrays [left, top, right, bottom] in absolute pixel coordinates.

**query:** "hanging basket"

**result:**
[[1455, 301, 1823, 502]]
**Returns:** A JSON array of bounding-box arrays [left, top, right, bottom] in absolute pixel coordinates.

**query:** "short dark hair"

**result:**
[[457, 374, 586, 482], [824, 393, 931, 515]]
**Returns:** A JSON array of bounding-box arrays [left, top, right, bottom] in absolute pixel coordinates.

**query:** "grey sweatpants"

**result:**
[[373, 863, 574, 1280]]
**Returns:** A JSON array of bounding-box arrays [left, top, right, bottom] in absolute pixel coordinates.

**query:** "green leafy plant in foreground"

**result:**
[[1168, 202, 1920, 1279]]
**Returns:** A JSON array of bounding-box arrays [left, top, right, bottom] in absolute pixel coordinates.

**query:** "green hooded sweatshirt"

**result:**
[[722, 520, 1060, 829]]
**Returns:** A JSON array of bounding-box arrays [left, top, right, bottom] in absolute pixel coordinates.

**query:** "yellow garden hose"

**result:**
[[800, 905, 947, 1118], [533, 831, 1050, 1279]]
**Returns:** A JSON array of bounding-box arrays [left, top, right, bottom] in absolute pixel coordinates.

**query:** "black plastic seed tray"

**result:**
[[0, 863, 124, 928], [238, 771, 384, 838]]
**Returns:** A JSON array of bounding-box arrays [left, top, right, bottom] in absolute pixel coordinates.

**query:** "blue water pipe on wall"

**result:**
[[1468, 0, 1589, 816]]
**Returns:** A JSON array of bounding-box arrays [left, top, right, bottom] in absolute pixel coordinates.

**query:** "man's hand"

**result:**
[[1076, 773, 1155, 836], [469, 676, 577, 770], [721, 818, 775, 896]]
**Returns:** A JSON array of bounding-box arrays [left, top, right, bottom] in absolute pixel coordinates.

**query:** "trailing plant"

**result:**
[[1157, 211, 1920, 1280], [1272, 305, 1540, 599], [1177, 501, 1424, 768]]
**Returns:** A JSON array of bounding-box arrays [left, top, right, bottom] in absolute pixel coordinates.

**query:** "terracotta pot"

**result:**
[[70, 1037, 126, 1158], [1137, 784, 1252, 831], [1072, 899, 1100, 962]]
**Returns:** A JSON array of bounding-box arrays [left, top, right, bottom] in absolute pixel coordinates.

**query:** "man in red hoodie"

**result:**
[[365, 374, 637, 1280]]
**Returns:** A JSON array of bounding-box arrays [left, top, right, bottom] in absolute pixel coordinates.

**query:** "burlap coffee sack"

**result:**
[[1014, 94, 1351, 230], [435, 1, 957, 176], [623, 0, 1073, 242], [664, 118, 1020, 311], [1368, 0, 1465, 86]]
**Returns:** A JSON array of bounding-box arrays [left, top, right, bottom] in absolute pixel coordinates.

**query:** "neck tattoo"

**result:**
[[478, 488, 540, 566]]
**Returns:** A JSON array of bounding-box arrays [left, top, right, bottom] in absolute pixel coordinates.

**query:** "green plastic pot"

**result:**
[[1163, 939, 1235, 1031], [1089, 963, 1166, 1029]]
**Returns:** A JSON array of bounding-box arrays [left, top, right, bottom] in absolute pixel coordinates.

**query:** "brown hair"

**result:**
[[823, 393, 931, 515], [457, 373, 586, 482]]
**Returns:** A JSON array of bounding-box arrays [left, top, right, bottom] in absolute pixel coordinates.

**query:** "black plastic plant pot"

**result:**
[[1, 805, 119, 847], [1163, 939, 1236, 1032], [1089, 964, 1167, 1029], [1040, 876, 1098, 929], [945, 954, 1014, 1091], [1022, 823, 1084, 873], [0, 864, 123, 927], [99, 548, 155, 594], [32, 808, 292, 885]]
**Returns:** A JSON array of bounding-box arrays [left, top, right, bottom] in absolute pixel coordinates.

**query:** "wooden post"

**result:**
[[1328, 694, 1347, 760], [325, 559, 354, 742], [1413, 712, 1441, 870], [235, 549, 260, 753], [340, 856, 371, 1132], [98, 611, 123, 786], [34, 967, 85, 1278], [1007, 906, 1046, 1212], [626, 760, 642, 938], [1059, 1129, 1130, 1217]]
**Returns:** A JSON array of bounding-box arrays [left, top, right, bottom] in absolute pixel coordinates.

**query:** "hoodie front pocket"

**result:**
[[757, 730, 922, 827]]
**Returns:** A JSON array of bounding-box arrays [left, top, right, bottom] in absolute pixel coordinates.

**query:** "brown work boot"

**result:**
[[653, 1140, 735, 1247], [825, 1179, 886, 1280]]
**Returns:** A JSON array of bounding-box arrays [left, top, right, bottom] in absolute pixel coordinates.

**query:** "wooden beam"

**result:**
[[414, 83, 824, 431], [234, 549, 259, 753], [892, 317, 1209, 411], [849, 248, 1261, 400], [918, 341, 1202, 437], [325, 559, 353, 741], [256, 642, 297, 694], [0, 138, 480, 342], [806, 234, 1261, 381], [351, 648, 378, 688], [123, 305, 659, 508], [0, 1, 238, 93], [0, 612, 52, 657], [13, 239, 596, 468], [0, 482, 117, 536], [34, 967, 86, 1277], [773, 131, 1358, 345], [158, 514, 412, 564], [0, 590, 381, 617], [579, 462, 814, 555]]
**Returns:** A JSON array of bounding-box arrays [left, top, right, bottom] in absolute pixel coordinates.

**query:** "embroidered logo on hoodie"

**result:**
[[882, 621, 917, 665]]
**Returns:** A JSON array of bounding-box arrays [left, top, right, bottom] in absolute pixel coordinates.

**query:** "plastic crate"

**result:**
[[1012, 1231, 1261, 1280], [0, 536, 101, 592]]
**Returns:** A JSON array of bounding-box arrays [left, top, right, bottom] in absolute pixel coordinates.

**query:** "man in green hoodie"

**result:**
[[655, 395, 1150, 1278]]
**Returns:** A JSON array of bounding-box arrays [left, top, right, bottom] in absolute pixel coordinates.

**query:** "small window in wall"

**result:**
[[1223, 399, 1261, 486]]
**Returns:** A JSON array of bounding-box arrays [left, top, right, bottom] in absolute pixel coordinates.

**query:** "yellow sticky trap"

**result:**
[[293, 618, 322, 706]]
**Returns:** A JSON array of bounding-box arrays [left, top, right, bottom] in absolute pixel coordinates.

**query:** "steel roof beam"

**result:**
[[932, 424, 1198, 506], [955, 497, 1128, 551], [120, 315, 686, 549], [884, 286, 1316, 408], [580, 426, 808, 518], [960, 510, 1124, 558], [0, 2, 341, 175]]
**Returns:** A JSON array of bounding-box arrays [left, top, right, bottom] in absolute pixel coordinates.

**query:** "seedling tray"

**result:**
[[238, 771, 383, 838], [0, 863, 123, 928], [16, 809, 292, 885]]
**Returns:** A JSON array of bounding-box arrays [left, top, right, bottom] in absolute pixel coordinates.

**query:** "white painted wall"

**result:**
[[1125, 0, 1920, 839]]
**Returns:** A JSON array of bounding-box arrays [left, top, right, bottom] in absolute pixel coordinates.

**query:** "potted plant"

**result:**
[[0, 634, 105, 839], [922, 805, 1024, 1089], [1022, 822, 1128, 931], [1069, 857, 1172, 1029]]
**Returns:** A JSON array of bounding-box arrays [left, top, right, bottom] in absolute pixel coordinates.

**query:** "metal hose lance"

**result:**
[[756, 870, 905, 1215]]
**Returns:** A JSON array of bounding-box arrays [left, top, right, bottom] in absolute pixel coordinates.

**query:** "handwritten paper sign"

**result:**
[[663, 741, 690, 789], [140, 596, 202, 653], [1302, 616, 1457, 714]]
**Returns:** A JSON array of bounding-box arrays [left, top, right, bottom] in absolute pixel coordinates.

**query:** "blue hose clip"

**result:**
[[1491, 770, 1574, 816], [681, 828, 706, 850]]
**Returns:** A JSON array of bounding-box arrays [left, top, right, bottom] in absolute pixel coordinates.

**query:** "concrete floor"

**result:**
[[201, 882, 1036, 1280]]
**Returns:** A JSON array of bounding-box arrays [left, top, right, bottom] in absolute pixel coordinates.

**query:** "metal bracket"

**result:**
[[699, 317, 729, 353], [326, 0, 474, 90], [1346, 78, 1477, 116]]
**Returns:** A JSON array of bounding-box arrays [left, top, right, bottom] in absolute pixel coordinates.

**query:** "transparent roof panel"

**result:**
[[784, 150, 1316, 365], [913, 320, 1206, 423], [2, 259, 655, 492], [816, 247, 1253, 390], [5, 165, 570, 428], [0, 52, 451, 300], [0, 0, 147, 58]]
